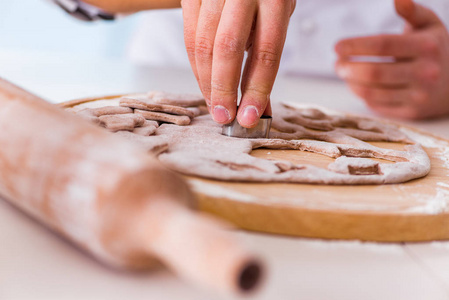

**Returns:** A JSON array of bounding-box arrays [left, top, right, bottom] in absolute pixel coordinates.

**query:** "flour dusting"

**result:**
[[66, 95, 449, 216], [188, 179, 257, 203]]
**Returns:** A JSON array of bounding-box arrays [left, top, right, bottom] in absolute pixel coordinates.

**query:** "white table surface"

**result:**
[[1, 51, 449, 300]]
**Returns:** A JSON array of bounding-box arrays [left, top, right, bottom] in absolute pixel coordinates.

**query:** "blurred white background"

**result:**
[[0, 1, 157, 102], [0, 1, 139, 60]]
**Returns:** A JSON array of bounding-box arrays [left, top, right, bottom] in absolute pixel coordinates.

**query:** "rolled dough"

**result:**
[[67, 92, 431, 185]]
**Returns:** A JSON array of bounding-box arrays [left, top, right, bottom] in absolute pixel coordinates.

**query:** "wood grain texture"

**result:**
[[62, 96, 449, 242]]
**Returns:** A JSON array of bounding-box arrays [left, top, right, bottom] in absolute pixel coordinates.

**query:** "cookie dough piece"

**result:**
[[76, 106, 133, 125], [115, 131, 169, 155], [328, 157, 381, 175], [120, 97, 195, 118], [67, 98, 431, 185], [150, 91, 206, 107], [81, 106, 133, 117], [154, 116, 430, 184], [66, 98, 122, 112], [99, 113, 146, 132], [186, 106, 207, 117], [271, 103, 411, 144], [133, 120, 159, 136], [135, 109, 191, 126]]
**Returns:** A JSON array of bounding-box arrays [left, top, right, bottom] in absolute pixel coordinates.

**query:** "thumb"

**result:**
[[395, 0, 442, 28]]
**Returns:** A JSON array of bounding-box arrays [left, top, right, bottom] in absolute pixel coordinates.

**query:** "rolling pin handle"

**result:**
[[143, 199, 264, 294]]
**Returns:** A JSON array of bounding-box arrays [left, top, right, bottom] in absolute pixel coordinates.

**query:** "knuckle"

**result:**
[[421, 36, 440, 57], [375, 39, 391, 54], [245, 85, 271, 98], [185, 40, 196, 56], [356, 86, 373, 100], [215, 34, 244, 58], [254, 44, 281, 68], [201, 84, 212, 97], [418, 61, 441, 83], [343, 41, 354, 53], [271, 0, 286, 6], [426, 64, 441, 82], [211, 81, 236, 97], [411, 90, 429, 104], [404, 109, 422, 120], [195, 36, 214, 60], [366, 66, 383, 82], [270, 0, 295, 11]]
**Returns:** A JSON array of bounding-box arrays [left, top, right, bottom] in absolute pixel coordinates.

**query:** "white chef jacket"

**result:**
[[127, 0, 449, 77]]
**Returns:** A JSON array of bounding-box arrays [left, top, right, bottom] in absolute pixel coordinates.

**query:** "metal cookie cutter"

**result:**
[[222, 115, 272, 139]]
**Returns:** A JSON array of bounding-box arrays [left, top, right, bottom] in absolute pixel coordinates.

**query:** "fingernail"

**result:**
[[213, 105, 231, 123], [239, 105, 259, 127]]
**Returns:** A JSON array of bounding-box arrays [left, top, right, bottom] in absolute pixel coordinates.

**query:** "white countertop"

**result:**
[[1, 51, 449, 300]]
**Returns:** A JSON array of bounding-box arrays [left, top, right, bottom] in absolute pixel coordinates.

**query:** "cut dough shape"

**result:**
[[155, 116, 429, 184], [120, 97, 196, 118], [132, 120, 159, 136], [135, 109, 191, 126], [68, 93, 431, 185], [114, 130, 169, 155], [76, 106, 133, 125], [99, 113, 146, 132], [149, 91, 206, 107], [80, 106, 133, 117]]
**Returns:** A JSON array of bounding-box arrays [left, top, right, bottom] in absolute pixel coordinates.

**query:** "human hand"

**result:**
[[335, 0, 449, 120], [181, 0, 296, 127], [82, 0, 181, 12]]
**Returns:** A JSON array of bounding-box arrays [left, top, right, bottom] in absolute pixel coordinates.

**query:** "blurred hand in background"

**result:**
[[335, 0, 449, 120]]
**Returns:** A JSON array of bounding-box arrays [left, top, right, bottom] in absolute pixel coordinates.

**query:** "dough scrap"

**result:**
[[80, 106, 133, 117], [149, 91, 206, 107], [133, 120, 159, 136], [76, 106, 133, 125], [120, 97, 196, 118], [99, 113, 145, 132], [67, 93, 431, 185], [135, 109, 191, 126]]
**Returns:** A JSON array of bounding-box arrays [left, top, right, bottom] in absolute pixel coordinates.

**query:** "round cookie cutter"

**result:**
[[222, 115, 272, 139]]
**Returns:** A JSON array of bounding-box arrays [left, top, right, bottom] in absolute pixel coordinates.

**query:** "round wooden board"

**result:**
[[62, 95, 449, 242]]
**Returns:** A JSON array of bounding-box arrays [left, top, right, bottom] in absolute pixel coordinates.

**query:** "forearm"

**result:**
[[82, 0, 181, 13]]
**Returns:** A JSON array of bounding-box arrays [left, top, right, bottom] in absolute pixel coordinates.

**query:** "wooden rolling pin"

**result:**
[[0, 78, 263, 294]]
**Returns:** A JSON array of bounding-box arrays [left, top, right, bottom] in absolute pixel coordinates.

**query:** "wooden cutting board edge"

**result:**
[[61, 95, 449, 242], [193, 186, 449, 242]]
